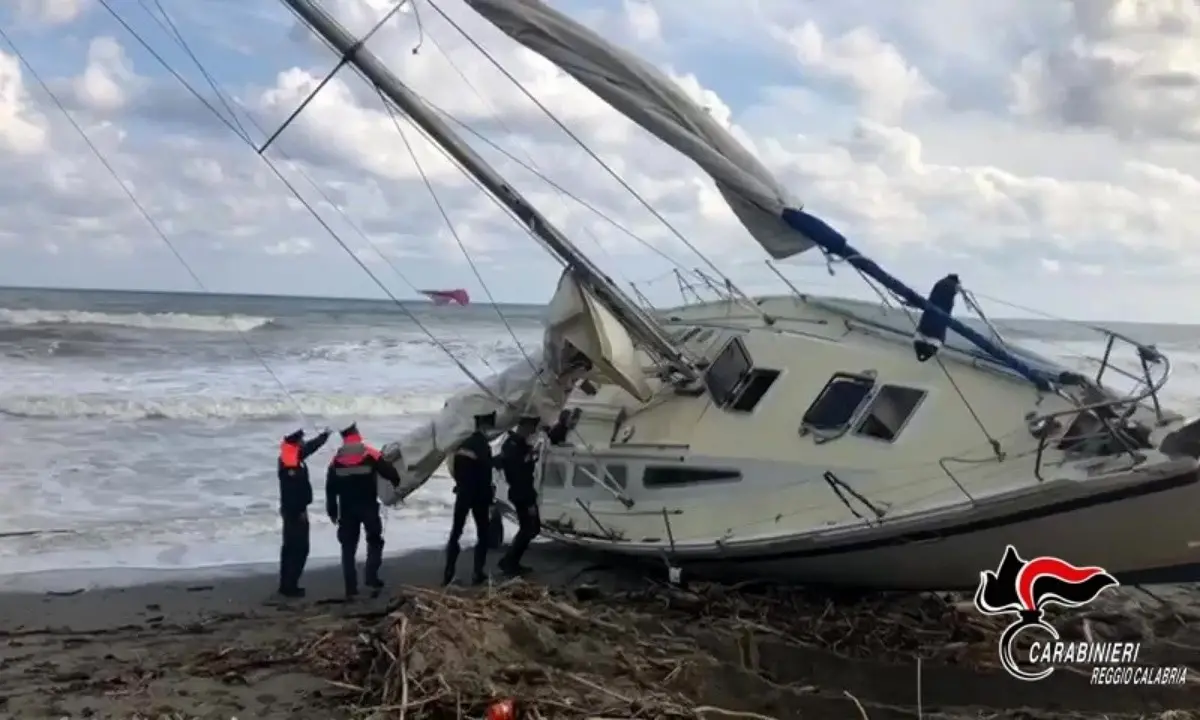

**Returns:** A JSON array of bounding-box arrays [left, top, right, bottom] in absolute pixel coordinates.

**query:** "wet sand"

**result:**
[[1, 545, 1198, 719]]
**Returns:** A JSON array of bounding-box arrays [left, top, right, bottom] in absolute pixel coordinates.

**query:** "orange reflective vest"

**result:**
[[331, 433, 381, 468], [279, 440, 302, 468]]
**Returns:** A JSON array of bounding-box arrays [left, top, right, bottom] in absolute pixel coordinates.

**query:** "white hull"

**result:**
[[484, 295, 1200, 590], [519, 460, 1200, 589]]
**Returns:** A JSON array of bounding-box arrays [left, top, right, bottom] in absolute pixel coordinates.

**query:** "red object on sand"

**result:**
[[420, 288, 470, 306], [486, 698, 516, 720]]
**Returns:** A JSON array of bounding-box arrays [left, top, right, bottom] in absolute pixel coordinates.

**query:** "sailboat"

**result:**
[[285, 0, 1200, 590]]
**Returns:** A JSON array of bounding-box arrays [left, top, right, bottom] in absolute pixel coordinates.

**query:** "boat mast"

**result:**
[[280, 0, 695, 378]]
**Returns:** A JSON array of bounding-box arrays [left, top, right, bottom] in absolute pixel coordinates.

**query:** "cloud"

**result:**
[[772, 21, 940, 122], [0, 0, 1199, 321], [16, 0, 88, 26], [1009, 0, 1200, 141]]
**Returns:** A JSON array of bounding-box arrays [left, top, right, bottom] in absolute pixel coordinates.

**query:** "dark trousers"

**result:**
[[444, 495, 490, 582], [501, 500, 540, 570], [337, 510, 384, 594], [279, 510, 310, 591]]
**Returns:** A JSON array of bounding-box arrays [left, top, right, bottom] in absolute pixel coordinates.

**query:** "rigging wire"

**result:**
[[353, 34, 634, 498], [146, 0, 253, 144], [421, 0, 735, 289], [89, 0, 644, 499], [381, 90, 536, 367], [379, 88, 632, 497], [95, 0, 506, 398], [883, 278, 1003, 457], [805, 252, 1003, 456], [427, 99, 688, 272], [134, 0, 499, 374], [94, 0, 251, 145], [416, 30, 690, 281], [0, 25, 318, 430]]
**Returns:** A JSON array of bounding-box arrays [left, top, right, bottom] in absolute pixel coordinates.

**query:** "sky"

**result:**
[[2, 0, 1200, 321]]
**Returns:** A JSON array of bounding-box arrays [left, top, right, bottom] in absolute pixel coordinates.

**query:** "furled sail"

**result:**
[[465, 0, 813, 260]]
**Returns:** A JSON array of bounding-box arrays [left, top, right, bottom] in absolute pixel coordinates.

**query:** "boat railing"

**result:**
[[936, 331, 1171, 493], [1023, 330, 1170, 482], [630, 268, 738, 310], [1088, 329, 1171, 423], [1036, 329, 1171, 426]]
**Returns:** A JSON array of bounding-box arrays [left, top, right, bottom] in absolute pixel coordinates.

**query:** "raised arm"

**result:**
[[300, 429, 331, 460]]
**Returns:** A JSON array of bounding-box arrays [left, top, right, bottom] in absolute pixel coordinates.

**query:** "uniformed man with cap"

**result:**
[[498, 415, 542, 576], [325, 422, 402, 599], [277, 426, 332, 598], [443, 411, 496, 585]]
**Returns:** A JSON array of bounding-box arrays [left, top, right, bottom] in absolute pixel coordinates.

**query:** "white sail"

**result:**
[[378, 353, 572, 505], [465, 0, 812, 260]]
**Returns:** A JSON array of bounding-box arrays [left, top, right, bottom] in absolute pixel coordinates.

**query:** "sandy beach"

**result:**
[[2, 545, 1198, 719]]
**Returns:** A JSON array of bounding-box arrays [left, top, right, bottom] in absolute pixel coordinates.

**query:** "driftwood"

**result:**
[[255, 580, 1199, 720]]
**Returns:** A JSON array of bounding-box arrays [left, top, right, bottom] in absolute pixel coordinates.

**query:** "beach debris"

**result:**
[[286, 580, 1199, 719]]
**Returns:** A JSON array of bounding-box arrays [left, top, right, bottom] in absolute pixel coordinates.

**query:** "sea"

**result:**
[[2, 286, 1200, 588]]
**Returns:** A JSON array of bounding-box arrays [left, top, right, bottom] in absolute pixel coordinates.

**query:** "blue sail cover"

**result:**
[[780, 208, 1056, 390]]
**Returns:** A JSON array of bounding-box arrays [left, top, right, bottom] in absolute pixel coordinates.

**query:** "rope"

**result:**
[[0, 25, 317, 431]]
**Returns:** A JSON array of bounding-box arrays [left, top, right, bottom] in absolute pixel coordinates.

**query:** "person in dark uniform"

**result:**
[[325, 423, 402, 599], [498, 415, 541, 576], [443, 411, 496, 586], [277, 426, 332, 598], [546, 407, 581, 445], [546, 409, 571, 446]]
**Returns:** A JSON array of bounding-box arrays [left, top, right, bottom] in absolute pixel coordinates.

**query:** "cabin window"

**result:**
[[705, 336, 781, 412], [854, 385, 926, 442], [603, 464, 628, 488], [572, 464, 597, 487], [673, 326, 703, 343], [542, 461, 567, 488], [643, 466, 742, 488], [802, 374, 875, 431], [729, 369, 781, 412]]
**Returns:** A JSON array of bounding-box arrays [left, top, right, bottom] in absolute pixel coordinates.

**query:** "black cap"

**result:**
[[340, 422, 358, 438], [474, 411, 496, 428], [284, 428, 305, 443], [517, 415, 540, 429]]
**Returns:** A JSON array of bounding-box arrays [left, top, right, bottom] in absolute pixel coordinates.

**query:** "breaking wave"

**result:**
[[0, 391, 448, 421], [0, 308, 275, 333]]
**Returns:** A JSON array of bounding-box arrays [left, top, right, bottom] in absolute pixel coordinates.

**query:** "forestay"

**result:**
[[465, 0, 813, 261]]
